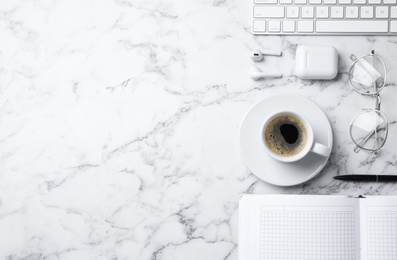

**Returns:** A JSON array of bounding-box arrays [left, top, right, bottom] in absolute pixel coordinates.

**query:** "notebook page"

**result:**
[[360, 197, 397, 260], [239, 195, 361, 260]]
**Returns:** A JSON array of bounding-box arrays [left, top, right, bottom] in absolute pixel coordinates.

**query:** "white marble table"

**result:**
[[1, 0, 397, 259]]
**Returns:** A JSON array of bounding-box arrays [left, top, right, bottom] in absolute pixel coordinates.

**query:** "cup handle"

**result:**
[[310, 142, 330, 157]]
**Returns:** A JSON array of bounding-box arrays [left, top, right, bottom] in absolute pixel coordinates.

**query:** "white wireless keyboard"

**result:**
[[252, 0, 397, 35]]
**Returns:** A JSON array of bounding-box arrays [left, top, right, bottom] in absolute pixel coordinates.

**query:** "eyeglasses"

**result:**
[[348, 50, 388, 153]]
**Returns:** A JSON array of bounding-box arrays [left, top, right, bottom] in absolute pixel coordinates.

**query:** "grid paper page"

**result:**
[[366, 212, 397, 260], [260, 209, 356, 260]]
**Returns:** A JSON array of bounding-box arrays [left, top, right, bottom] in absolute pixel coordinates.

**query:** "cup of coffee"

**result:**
[[261, 111, 330, 162]]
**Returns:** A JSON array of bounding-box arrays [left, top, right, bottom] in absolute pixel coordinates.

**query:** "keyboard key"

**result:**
[[316, 20, 388, 32], [323, 0, 337, 3], [361, 6, 373, 18], [331, 6, 344, 18], [375, 6, 388, 18], [346, 6, 359, 18], [254, 0, 278, 3], [309, 0, 322, 3], [384, 0, 396, 3], [253, 20, 266, 32], [283, 20, 295, 32], [316, 6, 329, 18], [302, 6, 314, 18], [338, 0, 351, 3], [287, 6, 299, 18], [268, 20, 281, 32], [279, 0, 293, 3], [353, 0, 366, 3], [391, 21, 397, 33], [298, 21, 314, 32], [254, 6, 285, 18], [368, 0, 381, 3], [391, 6, 397, 18], [294, 0, 307, 3]]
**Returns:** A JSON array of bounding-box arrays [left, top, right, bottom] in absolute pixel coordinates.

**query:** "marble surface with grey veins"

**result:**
[[1, 0, 397, 259]]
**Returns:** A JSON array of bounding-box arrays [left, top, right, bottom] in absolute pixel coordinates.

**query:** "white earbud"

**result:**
[[250, 49, 282, 62], [249, 67, 282, 80]]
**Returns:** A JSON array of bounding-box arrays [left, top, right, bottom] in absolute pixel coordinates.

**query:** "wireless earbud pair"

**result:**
[[249, 49, 282, 80]]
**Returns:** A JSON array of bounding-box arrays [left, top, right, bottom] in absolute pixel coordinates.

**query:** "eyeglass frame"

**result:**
[[348, 50, 388, 153]]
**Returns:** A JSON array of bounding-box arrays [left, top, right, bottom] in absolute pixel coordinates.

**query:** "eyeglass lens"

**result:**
[[350, 110, 388, 151], [349, 55, 385, 95]]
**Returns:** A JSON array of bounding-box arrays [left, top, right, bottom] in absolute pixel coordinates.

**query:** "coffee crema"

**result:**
[[264, 115, 307, 157]]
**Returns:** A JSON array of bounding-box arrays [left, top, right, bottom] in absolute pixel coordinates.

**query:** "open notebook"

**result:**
[[239, 195, 397, 260]]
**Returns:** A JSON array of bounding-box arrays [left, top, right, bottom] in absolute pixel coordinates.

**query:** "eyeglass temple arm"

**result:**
[[354, 50, 381, 153], [354, 126, 378, 153], [371, 51, 379, 152]]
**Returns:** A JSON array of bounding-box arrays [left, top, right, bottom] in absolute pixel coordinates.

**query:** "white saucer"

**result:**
[[239, 94, 333, 186]]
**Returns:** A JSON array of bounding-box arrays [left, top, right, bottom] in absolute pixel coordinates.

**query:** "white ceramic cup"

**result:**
[[261, 111, 330, 163]]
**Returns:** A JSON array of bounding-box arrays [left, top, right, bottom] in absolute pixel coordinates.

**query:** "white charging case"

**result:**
[[295, 45, 338, 80]]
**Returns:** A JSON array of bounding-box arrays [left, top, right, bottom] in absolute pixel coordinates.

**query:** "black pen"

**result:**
[[334, 174, 397, 182]]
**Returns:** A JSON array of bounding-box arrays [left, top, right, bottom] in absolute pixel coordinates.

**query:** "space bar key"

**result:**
[[316, 21, 388, 33]]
